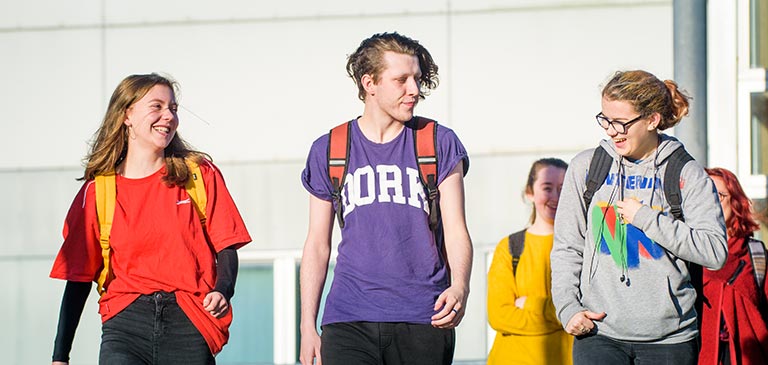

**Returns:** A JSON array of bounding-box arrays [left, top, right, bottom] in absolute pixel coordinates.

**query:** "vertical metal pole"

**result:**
[[673, 0, 708, 165]]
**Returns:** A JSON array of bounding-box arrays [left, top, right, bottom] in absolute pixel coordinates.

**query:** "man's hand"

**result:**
[[430, 285, 469, 329], [299, 329, 322, 365], [203, 291, 229, 318]]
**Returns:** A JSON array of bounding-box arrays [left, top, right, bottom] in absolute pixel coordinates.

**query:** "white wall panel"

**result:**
[[0, 260, 102, 364], [450, 0, 669, 11], [0, 168, 81, 255], [450, 5, 673, 156], [103, 0, 449, 24], [0, 29, 103, 169], [0, 0, 101, 28]]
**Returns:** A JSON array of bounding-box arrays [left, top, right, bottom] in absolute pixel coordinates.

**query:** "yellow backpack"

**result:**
[[94, 159, 207, 295]]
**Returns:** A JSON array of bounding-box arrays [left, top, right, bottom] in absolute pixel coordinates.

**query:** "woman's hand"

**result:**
[[615, 198, 643, 225], [514, 296, 527, 309], [565, 310, 606, 336], [203, 291, 229, 318]]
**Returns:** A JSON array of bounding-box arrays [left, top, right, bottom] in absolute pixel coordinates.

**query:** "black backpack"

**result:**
[[508, 146, 695, 277]]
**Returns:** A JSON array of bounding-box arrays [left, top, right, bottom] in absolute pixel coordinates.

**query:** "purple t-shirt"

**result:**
[[302, 117, 469, 325]]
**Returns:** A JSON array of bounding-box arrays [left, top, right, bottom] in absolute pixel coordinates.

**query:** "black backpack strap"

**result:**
[[583, 146, 613, 209], [663, 147, 694, 222], [508, 229, 527, 276]]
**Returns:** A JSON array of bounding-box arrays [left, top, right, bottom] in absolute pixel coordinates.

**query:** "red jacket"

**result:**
[[699, 236, 768, 365]]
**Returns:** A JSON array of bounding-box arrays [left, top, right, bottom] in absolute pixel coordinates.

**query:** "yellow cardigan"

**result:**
[[486, 232, 572, 365]]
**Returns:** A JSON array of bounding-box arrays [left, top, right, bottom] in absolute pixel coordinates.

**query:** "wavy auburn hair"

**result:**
[[705, 167, 759, 238]]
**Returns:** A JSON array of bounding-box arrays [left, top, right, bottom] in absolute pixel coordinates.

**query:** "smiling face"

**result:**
[[124, 84, 179, 153], [600, 97, 661, 161], [526, 165, 566, 225], [363, 51, 421, 123]]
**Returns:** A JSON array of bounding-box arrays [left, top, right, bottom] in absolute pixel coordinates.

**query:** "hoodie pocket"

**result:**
[[635, 276, 694, 338]]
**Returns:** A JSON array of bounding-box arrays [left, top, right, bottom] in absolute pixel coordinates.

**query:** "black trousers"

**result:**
[[99, 292, 214, 365], [321, 321, 455, 365], [573, 334, 698, 365]]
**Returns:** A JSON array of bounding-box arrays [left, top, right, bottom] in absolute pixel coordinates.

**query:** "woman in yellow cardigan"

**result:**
[[487, 158, 572, 365]]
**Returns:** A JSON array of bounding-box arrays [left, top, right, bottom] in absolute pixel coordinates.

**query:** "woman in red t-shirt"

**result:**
[[50, 74, 251, 364], [699, 167, 768, 365]]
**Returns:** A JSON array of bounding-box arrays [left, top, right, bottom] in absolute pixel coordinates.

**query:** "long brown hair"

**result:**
[[81, 73, 209, 187]]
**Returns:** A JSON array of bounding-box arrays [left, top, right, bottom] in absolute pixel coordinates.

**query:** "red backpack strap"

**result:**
[[412, 117, 439, 231], [328, 121, 352, 228]]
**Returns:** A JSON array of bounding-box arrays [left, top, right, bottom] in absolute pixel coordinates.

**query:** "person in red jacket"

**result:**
[[700, 167, 768, 365]]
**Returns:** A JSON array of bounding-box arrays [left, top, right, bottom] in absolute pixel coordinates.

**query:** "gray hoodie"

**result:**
[[551, 135, 727, 343]]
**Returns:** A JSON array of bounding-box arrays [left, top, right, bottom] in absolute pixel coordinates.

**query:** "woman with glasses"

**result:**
[[699, 167, 768, 365], [550, 70, 727, 365]]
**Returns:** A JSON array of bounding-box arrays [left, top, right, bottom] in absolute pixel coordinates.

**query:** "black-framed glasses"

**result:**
[[595, 113, 644, 134]]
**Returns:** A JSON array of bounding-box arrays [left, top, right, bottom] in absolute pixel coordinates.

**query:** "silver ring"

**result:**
[[451, 308, 458, 314]]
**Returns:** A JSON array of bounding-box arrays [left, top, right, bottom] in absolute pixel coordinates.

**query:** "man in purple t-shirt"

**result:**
[[299, 32, 474, 365]]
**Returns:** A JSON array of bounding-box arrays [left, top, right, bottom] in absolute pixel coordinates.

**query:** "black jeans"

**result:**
[[99, 292, 214, 365], [573, 334, 698, 365], [320, 321, 455, 365]]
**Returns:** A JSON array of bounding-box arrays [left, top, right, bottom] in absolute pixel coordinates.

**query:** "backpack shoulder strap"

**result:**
[[508, 229, 527, 276], [583, 146, 613, 209], [747, 237, 767, 291], [663, 147, 694, 222], [410, 117, 439, 231], [328, 121, 352, 228], [95, 173, 116, 295], [184, 159, 208, 226], [93, 159, 207, 296]]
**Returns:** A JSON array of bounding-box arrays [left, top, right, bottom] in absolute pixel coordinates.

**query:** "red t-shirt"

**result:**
[[50, 160, 251, 354]]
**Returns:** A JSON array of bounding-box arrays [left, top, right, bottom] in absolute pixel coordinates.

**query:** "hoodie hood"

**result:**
[[598, 133, 684, 168], [596, 134, 685, 209]]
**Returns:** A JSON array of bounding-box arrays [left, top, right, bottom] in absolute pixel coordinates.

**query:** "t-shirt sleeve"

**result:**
[[199, 160, 252, 252], [436, 125, 469, 185], [50, 181, 103, 282], [301, 134, 334, 201]]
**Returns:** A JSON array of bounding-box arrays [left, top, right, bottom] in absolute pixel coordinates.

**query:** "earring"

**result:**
[[127, 125, 137, 140]]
